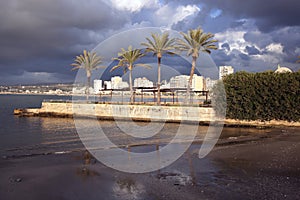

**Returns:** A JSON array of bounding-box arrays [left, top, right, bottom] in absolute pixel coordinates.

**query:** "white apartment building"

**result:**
[[134, 77, 154, 88], [170, 75, 189, 88], [94, 79, 103, 94], [111, 76, 123, 89], [205, 77, 218, 90], [192, 75, 205, 91], [104, 76, 129, 89], [170, 74, 204, 91], [219, 66, 234, 79], [104, 81, 112, 90]]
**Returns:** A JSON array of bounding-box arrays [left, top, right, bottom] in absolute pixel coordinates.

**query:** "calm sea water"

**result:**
[[0, 95, 78, 153], [0, 94, 191, 157], [0, 94, 285, 158]]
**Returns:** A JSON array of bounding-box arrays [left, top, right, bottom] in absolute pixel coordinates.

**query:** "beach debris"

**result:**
[[113, 178, 145, 200], [157, 171, 193, 186], [9, 177, 23, 183], [54, 151, 71, 155], [15, 178, 22, 182]]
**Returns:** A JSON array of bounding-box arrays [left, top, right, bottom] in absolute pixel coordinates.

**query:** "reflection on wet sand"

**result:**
[[76, 150, 99, 179], [113, 178, 145, 200]]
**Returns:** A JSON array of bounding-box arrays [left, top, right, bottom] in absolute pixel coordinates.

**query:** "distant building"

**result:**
[[134, 77, 154, 88], [170, 75, 189, 88], [94, 79, 103, 94], [170, 74, 204, 91], [205, 77, 218, 90], [275, 64, 292, 73], [161, 80, 170, 89], [104, 81, 112, 90], [111, 76, 123, 89], [72, 87, 86, 94], [117, 81, 129, 89], [219, 66, 234, 79], [104, 76, 129, 89], [192, 75, 205, 91]]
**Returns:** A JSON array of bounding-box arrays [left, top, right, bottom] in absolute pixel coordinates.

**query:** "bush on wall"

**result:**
[[213, 71, 300, 121]]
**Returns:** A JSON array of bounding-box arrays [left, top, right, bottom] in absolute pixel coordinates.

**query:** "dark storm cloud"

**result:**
[[201, 0, 300, 32], [0, 0, 128, 78], [1, 0, 300, 84], [270, 26, 300, 57], [245, 46, 260, 55], [211, 50, 233, 66], [239, 53, 250, 61], [221, 43, 230, 51]]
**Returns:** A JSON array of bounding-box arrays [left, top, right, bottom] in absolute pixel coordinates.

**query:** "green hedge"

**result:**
[[213, 71, 300, 122]]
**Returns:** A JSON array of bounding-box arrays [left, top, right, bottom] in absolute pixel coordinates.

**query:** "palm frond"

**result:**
[[71, 50, 104, 72], [141, 32, 176, 57], [176, 27, 218, 58], [110, 64, 123, 72], [111, 46, 147, 72], [135, 63, 152, 69]]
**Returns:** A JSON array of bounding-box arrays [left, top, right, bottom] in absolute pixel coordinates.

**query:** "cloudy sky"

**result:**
[[1, 0, 300, 85]]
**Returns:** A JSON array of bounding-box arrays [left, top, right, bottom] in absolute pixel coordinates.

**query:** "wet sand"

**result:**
[[0, 128, 300, 200]]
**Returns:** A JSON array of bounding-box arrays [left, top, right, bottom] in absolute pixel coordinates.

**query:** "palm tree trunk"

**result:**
[[129, 69, 134, 103], [186, 56, 197, 104], [86, 75, 91, 100], [157, 56, 161, 105]]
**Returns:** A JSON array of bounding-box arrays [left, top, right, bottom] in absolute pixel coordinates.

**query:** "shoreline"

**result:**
[[14, 102, 300, 128]]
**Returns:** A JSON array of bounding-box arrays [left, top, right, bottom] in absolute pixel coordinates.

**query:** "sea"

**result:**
[[0, 94, 283, 158], [0, 95, 78, 155]]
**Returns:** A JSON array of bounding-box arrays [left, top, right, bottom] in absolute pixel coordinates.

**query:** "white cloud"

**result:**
[[215, 26, 288, 71], [252, 43, 284, 64], [109, 0, 159, 12], [155, 4, 200, 28], [215, 30, 249, 54], [266, 43, 284, 54], [173, 5, 200, 26]]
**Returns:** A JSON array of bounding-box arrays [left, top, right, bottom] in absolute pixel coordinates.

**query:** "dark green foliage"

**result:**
[[211, 81, 227, 118], [222, 71, 300, 121]]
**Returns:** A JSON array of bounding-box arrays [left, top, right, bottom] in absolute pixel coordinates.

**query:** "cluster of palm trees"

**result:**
[[71, 27, 218, 104]]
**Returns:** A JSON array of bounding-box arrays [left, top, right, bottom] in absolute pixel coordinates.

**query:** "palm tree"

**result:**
[[71, 50, 104, 100], [111, 46, 150, 103], [176, 27, 218, 103], [141, 32, 176, 105]]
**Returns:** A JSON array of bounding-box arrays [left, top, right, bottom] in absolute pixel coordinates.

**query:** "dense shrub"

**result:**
[[213, 71, 300, 121]]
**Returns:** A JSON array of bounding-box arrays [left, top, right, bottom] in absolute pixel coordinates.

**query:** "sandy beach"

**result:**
[[1, 127, 299, 200]]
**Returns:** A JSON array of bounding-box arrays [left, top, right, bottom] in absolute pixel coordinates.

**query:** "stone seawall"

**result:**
[[15, 102, 300, 127], [15, 102, 217, 123]]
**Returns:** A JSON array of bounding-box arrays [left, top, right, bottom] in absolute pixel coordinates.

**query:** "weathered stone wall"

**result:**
[[40, 102, 216, 122], [15, 102, 300, 126]]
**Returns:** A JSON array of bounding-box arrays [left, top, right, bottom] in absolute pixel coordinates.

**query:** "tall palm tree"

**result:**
[[141, 32, 176, 105], [111, 46, 150, 103], [176, 27, 218, 103], [71, 50, 104, 99]]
